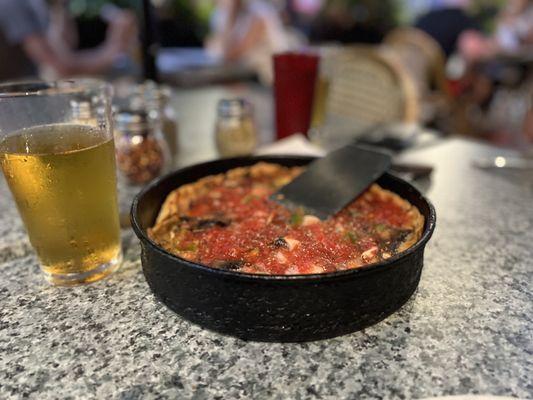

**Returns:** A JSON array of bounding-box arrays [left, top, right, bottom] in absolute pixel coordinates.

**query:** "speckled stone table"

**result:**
[[0, 138, 532, 399]]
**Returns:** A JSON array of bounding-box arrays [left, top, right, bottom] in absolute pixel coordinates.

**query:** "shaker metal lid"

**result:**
[[114, 109, 151, 132], [217, 98, 252, 117]]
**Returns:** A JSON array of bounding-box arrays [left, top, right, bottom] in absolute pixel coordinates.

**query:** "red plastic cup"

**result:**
[[273, 52, 319, 139]]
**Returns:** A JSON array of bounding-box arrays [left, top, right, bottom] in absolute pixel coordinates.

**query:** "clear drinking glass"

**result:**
[[0, 80, 122, 286]]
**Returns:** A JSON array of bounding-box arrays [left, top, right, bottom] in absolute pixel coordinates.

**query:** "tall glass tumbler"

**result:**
[[273, 52, 319, 139], [0, 80, 122, 286]]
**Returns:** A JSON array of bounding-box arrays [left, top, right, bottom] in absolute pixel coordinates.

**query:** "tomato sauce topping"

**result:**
[[149, 165, 421, 275]]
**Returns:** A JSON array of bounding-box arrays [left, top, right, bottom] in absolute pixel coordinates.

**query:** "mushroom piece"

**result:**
[[361, 246, 378, 263], [284, 237, 300, 251], [272, 237, 289, 249], [214, 260, 244, 271], [302, 215, 320, 226], [271, 236, 300, 251], [194, 218, 231, 230]]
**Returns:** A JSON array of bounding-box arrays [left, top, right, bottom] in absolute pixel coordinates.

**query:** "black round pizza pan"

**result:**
[[131, 155, 436, 342]]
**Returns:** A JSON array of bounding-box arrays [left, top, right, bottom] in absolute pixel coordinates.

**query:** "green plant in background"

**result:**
[[67, 0, 214, 44], [67, 0, 213, 23], [194, 0, 215, 27], [160, 0, 214, 39], [469, 0, 508, 33], [69, 0, 141, 19], [321, 0, 399, 30], [140, 0, 214, 41], [392, 0, 418, 25]]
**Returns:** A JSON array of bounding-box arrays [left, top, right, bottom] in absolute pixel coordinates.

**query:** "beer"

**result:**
[[311, 76, 330, 128], [0, 124, 121, 284]]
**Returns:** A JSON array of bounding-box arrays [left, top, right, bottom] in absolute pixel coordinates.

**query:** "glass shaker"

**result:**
[[114, 109, 170, 185], [215, 98, 257, 157], [142, 82, 179, 164]]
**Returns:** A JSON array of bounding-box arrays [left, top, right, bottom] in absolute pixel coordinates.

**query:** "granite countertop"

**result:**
[[0, 138, 531, 399]]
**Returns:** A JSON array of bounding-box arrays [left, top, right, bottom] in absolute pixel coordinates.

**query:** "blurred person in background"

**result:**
[[284, 0, 323, 36], [525, 106, 533, 143], [458, 0, 533, 62], [415, 0, 478, 57], [206, 0, 301, 84], [308, 0, 396, 44], [446, 0, 532, 147], [0, 0, 137, 81]]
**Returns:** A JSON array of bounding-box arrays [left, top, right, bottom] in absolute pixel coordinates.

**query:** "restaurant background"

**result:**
[[0, 0, 531, 399], [1, 0, 530, 146]]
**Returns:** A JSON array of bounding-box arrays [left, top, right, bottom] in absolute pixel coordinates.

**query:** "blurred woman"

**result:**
[[459, 0, 533, 62], [0, 0, 137, 81], [415, 0, 478, 57], [206, 0, 298, 84]]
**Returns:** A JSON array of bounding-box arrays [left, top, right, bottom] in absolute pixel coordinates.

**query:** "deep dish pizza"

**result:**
[[148, 162, 424, 275]]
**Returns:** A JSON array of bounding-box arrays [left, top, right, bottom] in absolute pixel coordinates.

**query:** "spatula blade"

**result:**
[[271, 145, 392, 219]]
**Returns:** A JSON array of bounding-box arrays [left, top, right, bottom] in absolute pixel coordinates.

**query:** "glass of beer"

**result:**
[[0, 80, 122, 286]]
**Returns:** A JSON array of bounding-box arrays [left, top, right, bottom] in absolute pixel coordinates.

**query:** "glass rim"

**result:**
[[0, 78, 111, 98]]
